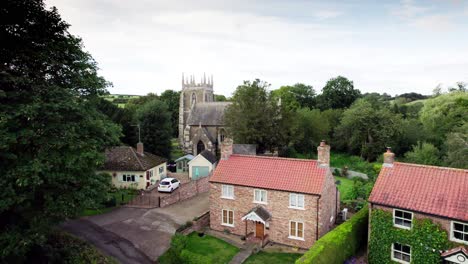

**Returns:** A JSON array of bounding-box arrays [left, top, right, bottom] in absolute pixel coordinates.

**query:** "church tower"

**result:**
[[178, 73, 214, 145]]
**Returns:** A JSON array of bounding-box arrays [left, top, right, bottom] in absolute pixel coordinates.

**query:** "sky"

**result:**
[[46, 0, 468, 97]]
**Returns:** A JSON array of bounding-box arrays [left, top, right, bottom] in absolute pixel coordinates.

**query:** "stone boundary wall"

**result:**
[[179, 211, 211, 235]]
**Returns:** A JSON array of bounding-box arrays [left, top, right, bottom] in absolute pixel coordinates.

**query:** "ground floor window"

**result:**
[[392, 243, 411, 263], [123, 174, 136, 182], [289, 221, 304, 240], [222, 209, 234, 227]]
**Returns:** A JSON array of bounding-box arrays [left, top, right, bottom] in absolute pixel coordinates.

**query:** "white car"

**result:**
[[157, 178, 180, 193]]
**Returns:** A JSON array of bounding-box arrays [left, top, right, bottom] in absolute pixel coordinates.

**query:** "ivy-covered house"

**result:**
[[368, 148, 468, 264]]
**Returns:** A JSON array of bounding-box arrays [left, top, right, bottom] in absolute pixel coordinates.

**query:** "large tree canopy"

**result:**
[[271, 83, 316, 110], [318, 76, 361, 110], [0, 0, 120, 260]]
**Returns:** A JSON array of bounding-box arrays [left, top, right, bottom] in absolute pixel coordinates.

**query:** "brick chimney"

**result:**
[[137, 142, 144, 156], [383, 147, 395, 167], [317, 140, 330, 167], [221, 138, 233, 160]]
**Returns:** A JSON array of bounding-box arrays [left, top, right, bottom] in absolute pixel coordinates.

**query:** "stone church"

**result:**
[[178, 74, 230, 155]]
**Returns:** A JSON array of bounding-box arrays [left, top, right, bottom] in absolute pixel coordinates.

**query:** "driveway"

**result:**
[[63, 192, 209, 263]]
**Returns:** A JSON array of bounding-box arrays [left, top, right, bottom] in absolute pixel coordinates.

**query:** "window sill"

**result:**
[[253, 201, 268, 205], [221, 196, 235, 200], [288, 206, 305, 210], [221, 223, 234, 227], [393, 224, 411, 230], [450, 237, 468, 245], [288, 236, 305, 241]]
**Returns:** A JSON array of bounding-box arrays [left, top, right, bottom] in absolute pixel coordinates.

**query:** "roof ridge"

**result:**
[[231, 154, 318, 163], [394, 162, 468, 172], [130, 147, 145, 171]]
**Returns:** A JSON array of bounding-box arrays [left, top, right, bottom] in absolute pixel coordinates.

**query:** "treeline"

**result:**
[[223, 78, 467, 168]]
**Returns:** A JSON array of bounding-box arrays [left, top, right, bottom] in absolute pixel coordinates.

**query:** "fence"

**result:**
[[125, 175, 210, 209]]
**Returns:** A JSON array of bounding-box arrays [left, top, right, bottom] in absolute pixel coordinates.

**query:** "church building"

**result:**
[[178, 74, 230, 155]]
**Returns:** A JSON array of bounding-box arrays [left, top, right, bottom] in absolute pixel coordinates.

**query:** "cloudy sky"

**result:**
[[46, 0, 468, 97]]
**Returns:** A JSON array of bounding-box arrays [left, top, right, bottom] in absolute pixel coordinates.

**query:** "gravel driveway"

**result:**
[[62, 192, 209, 263]]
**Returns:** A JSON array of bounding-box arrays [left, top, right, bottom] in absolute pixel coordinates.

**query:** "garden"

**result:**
[[244, 251, 302, 264]]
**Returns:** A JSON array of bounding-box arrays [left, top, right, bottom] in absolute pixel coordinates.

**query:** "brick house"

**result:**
[[209, 139, 340, 249], [369, 148, 468, 264]]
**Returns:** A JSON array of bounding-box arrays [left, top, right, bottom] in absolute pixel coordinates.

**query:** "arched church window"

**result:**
[[197, 141, 205, 154], [191, 93, 196, 106], [220, 129, 225, 143]]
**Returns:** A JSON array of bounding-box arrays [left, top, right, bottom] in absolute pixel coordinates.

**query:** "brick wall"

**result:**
[[318, 169, 340, 238], [210, 182, 322, 249], [160, 176, 210, 208]]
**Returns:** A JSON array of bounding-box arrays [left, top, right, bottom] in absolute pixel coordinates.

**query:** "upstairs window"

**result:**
[[451, 221, 468, 244], [221, 185, 234, 199], [254, 189, 267, 204], [392, 243, 411, 263], [393, 209, 412, 229], [289, 193, 305, 209]]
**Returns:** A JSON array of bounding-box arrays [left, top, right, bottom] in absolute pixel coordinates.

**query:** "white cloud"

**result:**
[[313, 10, 343, 20]]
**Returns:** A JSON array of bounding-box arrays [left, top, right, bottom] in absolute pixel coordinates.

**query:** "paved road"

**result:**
[[61, 219, 152, 264], [62, 192, 209, 263]]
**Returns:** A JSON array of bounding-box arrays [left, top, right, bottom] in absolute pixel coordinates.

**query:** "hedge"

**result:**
[[296, 205, 369, 264]]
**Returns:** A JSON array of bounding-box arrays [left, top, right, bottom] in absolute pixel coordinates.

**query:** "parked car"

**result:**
[[157, 178, 180, 193]]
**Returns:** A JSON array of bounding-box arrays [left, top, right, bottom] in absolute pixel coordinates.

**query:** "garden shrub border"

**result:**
[[296, 205, 369, 264], [368, 209, 454, 264]]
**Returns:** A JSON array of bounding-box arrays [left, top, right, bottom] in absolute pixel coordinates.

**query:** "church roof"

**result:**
[[187, 102, 231, 126]]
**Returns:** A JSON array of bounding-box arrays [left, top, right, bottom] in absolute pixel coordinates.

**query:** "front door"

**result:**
[[255, 222, 264, 238]]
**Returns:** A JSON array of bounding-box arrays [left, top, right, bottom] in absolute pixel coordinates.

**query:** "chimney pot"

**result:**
[[317, 141, 330, 167], [383, 147, 395, 167], [221, 138, 233, 160], [137, 142, 144, 156]]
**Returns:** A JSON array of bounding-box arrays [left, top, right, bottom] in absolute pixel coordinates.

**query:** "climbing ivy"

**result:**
[[368, 209, 454, 264]]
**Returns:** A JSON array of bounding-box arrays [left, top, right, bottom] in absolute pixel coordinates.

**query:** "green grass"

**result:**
[[159, 232, 239, 264], [170, 138, 185, 160], [244, 251, 302, 264], [334, 176, 354, 201], [81, 188, 138, 216], [330, 152, 380, 178]]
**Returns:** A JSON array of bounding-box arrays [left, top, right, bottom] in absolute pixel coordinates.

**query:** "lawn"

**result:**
[[334, 176, 354, 201], [159, 232, 239, 264], [170, 138, 185, 160], [244, 251, 302, 264], [81, 188, 138, 216]]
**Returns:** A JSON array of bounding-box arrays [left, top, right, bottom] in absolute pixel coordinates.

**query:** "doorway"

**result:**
[[255, 222, 264, 238]]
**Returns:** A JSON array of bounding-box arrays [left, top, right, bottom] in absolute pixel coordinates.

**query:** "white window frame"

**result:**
[[253, 189, 267, 204], [159, 166, 164, 174], [288, 221, 305, 241], [289, 193, 305, 210], [450, 221, 468, 245], [221, 185, 234, 199], [221, 209, 234, 227], [391, 243, 411, 264], [122, 174, 136, 182], [393, 209, 413, 230]]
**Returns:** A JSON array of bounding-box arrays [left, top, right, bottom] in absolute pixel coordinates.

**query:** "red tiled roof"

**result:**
[[369, 162, 468, 221], [441, 246, 468, 257], [209, 154, 328, 195]]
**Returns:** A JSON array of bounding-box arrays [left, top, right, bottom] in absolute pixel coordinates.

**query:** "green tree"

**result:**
[[317, 76, 361, 110], [420, 92, 468, 146], [214, 94, 228, 102], [159, 90, 180, 138], [96, 98, 137, 146], [291, 108, 330, 154], [224, 79, 276, 152], [443, 124, 468, 169], [0, 0, 120, 260], [404, 142, 441, 166], [335, 99, 402, 161], [271, 83, 316, 110], [136, 100, 172, 158]]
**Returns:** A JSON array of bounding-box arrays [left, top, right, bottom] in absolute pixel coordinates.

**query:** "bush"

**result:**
[[163, 234, 188, 264], [180, 249, 213, 264], [103, 196, 117, 208], [296, 205, 369, 264]]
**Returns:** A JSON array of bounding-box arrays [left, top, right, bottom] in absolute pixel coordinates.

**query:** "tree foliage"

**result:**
[[404, 142, 441, 166], [318, 76, 361, 110], [443, 123, 468, 169], [271, 83, 316, 110], [291, 108, 330, 154], [159, 90, 181, 138], [135, 100, 172, 158], [0, 0, 120, 259]]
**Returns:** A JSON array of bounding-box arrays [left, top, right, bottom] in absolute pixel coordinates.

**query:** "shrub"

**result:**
[[180, 249, 212, 264], [163, 234, 188, 264], [296, 205, 369, 264], [103, 196, 117, 208]]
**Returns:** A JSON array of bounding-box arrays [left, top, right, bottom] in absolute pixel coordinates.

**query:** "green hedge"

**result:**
[[296, 205, 369, 264], [368, 209, 452, 263]]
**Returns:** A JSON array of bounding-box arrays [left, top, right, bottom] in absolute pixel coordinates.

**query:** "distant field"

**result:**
[[102, 94, 141, 108]]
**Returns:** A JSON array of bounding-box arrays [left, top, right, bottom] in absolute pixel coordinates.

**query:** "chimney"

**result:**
[[383, 147, 395, 167], [137, 142, 144, 156], [221, 138, 233, 160], [317, 140, 330, 167]]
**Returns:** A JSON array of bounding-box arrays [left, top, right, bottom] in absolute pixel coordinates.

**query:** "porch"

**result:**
[[241, 206, 272, 248]]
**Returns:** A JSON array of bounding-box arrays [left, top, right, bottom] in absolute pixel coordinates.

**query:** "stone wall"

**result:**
[[209, 182, 322, 249]]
